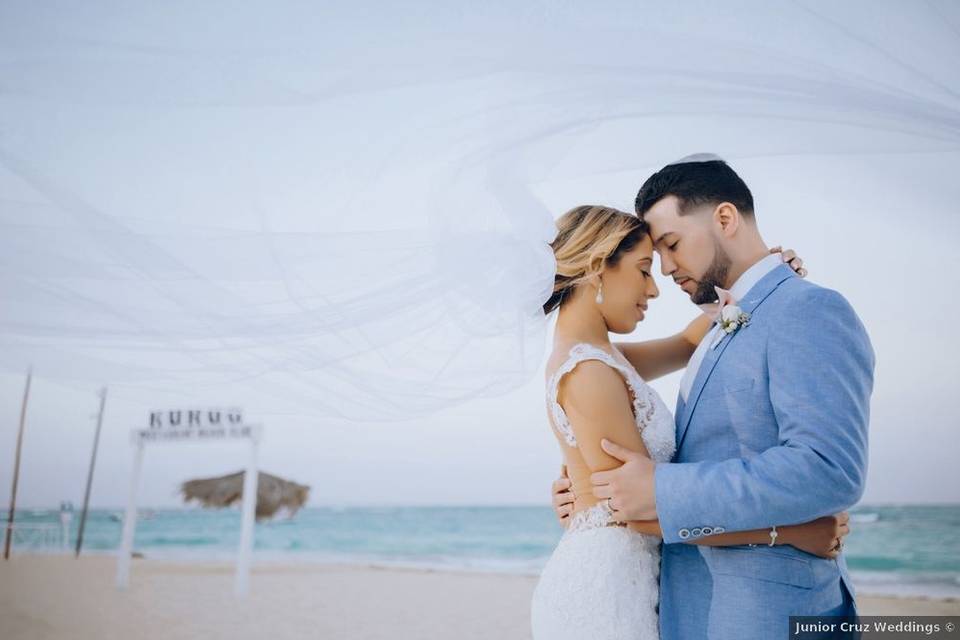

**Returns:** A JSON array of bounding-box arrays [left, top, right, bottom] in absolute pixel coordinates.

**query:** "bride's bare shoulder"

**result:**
[[545, 341, 595, 378], [546, 342, 622, 390]]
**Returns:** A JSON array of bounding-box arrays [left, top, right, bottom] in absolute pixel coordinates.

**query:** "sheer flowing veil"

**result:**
[[2, 1, 957, 420]]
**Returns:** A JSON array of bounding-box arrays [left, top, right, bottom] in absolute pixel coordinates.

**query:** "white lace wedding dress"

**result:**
[[531, 343, 677, 640]]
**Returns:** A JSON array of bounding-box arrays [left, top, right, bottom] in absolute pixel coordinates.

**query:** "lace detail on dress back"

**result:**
[[546, 342, 676, 465], [566, 499, 625, 534]]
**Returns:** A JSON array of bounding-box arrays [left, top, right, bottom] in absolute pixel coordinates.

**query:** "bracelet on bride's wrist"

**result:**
[[747, 525, 778, 547]]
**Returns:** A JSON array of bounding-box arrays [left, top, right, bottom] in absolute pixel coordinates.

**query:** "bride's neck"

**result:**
[[554, 297, 611, 348]]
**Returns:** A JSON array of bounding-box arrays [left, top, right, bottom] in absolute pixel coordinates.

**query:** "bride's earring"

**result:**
[[595, 281, 604, 304]]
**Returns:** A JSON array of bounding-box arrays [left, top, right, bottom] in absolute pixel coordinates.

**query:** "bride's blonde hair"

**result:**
[[543, 205, 648, 315]]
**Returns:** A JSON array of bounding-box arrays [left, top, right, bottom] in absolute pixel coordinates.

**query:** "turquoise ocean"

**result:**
[[4, 504, 958, 599]]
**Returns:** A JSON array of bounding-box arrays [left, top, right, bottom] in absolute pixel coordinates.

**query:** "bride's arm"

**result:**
[[558, 360, 652, 472], [625, 513, 849, 559], [613, 313, 711, 381]]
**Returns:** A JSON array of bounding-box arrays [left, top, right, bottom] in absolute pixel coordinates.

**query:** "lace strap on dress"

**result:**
[[546, 343, 647, 447]]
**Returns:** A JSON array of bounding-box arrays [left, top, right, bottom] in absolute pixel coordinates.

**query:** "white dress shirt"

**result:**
[[678, 253, 783, 403]]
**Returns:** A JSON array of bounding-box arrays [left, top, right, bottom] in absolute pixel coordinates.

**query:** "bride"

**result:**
[[530, 205, 850, 640]]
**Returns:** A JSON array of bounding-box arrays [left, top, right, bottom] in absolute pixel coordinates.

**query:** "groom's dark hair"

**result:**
[[634, 159, 754, 219]]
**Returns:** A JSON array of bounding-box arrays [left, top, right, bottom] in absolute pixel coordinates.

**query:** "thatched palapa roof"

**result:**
[[179, 471, 310, 521]]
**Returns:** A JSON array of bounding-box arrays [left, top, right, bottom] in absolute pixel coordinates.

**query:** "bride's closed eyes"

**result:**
[[637, 257, 654, 278]]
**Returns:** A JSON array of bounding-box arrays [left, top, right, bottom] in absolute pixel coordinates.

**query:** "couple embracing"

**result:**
[[530, 155, 874, 640]]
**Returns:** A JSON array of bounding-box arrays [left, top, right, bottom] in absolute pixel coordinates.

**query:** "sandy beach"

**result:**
[[1, 555, 957, 640]]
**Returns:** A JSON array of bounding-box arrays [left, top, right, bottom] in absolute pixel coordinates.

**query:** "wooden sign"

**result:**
[[131, 408, 260, 443], [118, 407, 261, 597]]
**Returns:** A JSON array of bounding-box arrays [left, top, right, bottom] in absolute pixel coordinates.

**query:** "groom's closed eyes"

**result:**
[[654, 232, 679, 253]]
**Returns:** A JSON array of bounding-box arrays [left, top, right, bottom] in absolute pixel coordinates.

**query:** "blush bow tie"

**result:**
[[697, 286, 738, 323]]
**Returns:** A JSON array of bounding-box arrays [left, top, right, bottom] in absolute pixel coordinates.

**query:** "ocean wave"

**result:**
[[8, 505, 959, 599], [850, 570, 960, 599]]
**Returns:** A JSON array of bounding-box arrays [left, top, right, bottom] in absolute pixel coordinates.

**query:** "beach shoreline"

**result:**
[[1, 555, 957, 640]]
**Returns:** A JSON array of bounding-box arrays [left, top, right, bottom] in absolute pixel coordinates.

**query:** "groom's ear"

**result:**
[[713, 202, 742, 237]]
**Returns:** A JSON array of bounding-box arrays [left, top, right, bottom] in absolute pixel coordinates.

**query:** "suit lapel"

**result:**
[[674, 392, 685, 431], [674, 264, 797, 450], [675, 328, 737, 448]]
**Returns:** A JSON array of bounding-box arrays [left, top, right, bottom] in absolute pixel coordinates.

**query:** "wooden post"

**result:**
[[115, 438, 145, 589], [4, 368, 32, 560], [76, 386, 107, 557], [234, 429, 260, 597]]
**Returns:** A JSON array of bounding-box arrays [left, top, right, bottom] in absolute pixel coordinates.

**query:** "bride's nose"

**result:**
[[647, 278, 660, 299]]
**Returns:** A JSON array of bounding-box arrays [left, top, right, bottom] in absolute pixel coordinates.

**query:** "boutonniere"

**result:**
[[711, 304, 751, 349]]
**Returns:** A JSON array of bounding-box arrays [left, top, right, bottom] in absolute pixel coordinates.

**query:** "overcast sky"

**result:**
[[3, 150, 958, 509], [1, 1, 958, 509]]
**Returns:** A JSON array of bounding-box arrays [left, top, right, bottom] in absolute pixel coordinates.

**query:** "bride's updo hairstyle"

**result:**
[[543, 205, 649, 315]]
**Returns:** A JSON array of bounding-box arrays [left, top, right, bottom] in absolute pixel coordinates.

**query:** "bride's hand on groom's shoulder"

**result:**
[[780, 511, 850, 559], [770, 246, 808, 278]]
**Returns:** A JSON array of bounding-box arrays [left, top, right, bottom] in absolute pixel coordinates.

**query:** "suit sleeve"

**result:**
[[653, 287, 875, 544]]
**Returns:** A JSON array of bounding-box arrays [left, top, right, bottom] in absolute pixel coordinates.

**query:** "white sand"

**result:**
[[1, 555, 957, 640]]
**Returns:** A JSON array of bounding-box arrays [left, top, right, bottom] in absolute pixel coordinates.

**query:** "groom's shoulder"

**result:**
[[775, 275, 842, 304], [768, 277, 867, 330], [778, 275, 847, 300], [765, 277, 875, 366]]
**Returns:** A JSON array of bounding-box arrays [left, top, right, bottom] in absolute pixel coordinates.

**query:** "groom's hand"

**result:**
[[590, 438, 658, 521]]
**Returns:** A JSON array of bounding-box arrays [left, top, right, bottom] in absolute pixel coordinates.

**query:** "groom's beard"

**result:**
[[691, 241, 732, 305]]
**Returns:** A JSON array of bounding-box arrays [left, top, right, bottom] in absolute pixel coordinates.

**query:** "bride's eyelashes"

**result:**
[[668, 241, 679, 251]]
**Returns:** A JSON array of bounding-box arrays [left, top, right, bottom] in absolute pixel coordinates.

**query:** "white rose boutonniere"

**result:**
[[711, 304, 751, 349]]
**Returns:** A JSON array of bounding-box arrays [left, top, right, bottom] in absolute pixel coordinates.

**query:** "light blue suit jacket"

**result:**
[[655, 263, 874, 640]]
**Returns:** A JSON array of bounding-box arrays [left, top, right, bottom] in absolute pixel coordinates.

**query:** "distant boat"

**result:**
[[851, 512, 879, 523]]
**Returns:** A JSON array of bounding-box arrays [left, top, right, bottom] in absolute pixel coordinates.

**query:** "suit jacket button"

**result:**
[[691, 527, 702, 537], [701, 527, 713, 535], [678, 528, 690, 539], [714, 526, 725, 533]]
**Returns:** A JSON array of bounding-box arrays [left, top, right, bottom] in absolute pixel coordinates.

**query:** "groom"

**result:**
[[552, 156, 874, 639]]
